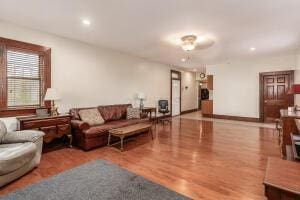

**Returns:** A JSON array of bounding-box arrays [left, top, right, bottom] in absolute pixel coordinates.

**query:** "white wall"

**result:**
[[207, 54, 297, 118], [181, 71, 198, 111], [0, 21, 199, 114]]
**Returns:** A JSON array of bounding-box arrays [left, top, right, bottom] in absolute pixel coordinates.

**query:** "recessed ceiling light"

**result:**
[[250, 47, 256, 51], [181, 58, 186, 62], [82, 19, 91, 26]]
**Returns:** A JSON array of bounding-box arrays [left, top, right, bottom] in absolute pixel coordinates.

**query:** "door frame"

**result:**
[[170, 70, 182, 116], [198, 82, 202, 109], [259, 70, 294, 122]]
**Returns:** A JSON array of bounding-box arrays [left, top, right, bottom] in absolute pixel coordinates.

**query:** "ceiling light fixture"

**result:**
[[250, 47, 256, 51], [181, 35, 197, 52], [82, 19, 91, 26], [181, 56, 191, 62]]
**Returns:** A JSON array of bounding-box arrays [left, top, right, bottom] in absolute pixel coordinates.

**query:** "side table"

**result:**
[[17, 114, 72, 147], [140, 107, 157, 122]]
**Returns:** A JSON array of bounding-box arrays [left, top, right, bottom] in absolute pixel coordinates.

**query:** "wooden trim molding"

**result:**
[[204, 114, 260, 123], [0, 37, 51, 117], [180, 108, 199, 115], [0, 37, 50, 53]]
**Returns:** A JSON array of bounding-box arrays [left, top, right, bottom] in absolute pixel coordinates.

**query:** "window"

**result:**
[[0, 37, 51, 116], [7, 50, 41, 107]]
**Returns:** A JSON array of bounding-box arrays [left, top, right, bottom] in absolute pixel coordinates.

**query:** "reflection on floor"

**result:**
[[178, 111, 276, 129], [0, 117, 279, 200]]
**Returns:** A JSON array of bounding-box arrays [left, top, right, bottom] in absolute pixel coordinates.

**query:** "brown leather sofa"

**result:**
[[70, 104, 148, 151]]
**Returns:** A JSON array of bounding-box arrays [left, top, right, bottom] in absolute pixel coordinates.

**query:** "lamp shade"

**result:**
[[137, 93, 146, 99], [44, 88, 61, 101], [287, 84, 300, 95]]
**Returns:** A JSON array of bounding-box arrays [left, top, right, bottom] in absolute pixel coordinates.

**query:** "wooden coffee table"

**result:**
[[108, 123, 153, 151], [264, 157, 300, 199]]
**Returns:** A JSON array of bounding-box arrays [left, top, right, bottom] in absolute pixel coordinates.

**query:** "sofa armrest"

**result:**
[[2, 130, 45, 144], [71, 120, 90, 130]]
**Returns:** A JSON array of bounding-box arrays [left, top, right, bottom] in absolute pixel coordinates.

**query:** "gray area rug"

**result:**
[[1, 160, 191, 200]]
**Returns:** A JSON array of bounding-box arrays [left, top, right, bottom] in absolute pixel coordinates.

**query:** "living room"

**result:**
[[0, 1, 300, 200]]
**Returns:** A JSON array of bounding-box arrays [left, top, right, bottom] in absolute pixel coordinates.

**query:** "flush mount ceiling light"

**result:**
[[250, 47, 256, 51], [82, 19, 91, 26], [181, 35, 197, 52]]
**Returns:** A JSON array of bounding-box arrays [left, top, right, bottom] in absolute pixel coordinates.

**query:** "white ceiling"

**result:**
[[0, 0, 300, 69]]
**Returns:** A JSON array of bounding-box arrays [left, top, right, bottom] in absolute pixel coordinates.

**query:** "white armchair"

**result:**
[[0, 120, 44, 187]]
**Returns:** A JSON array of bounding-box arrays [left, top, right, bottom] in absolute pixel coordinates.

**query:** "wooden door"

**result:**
[[260, 71, 294, 122]]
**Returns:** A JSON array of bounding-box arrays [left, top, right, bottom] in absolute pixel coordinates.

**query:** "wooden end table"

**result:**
[[108, 123, 153, 151], [140, 107, 157, 122]]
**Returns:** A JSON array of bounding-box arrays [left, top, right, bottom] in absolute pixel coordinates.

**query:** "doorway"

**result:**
[[259, 70, 294, 123], [171, 70, 181, 116], [198, 83, 202, 109]]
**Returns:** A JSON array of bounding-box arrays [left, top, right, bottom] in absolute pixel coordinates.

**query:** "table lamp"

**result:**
[[287, 84, 300, 95], [137, 93, 146, 109], [44, 88, 61, 116]]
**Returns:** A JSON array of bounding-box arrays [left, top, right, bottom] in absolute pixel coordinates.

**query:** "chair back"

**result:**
[[158, 100, 168, 110]]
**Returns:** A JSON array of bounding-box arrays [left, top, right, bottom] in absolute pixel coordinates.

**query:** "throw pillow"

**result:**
[[78, 108, 105, 126], [127, 107, 141, 119], [0, 120, 7, 142]]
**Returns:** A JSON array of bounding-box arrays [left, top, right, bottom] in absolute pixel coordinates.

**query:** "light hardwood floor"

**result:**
[[0, 117, 280, 200]]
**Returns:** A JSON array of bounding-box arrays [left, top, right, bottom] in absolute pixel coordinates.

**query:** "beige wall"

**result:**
[[0, 21, 198, 113], [207, 54, 297, 118]]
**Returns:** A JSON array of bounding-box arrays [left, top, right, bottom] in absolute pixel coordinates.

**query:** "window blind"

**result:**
[[7, 49, 44, 107]]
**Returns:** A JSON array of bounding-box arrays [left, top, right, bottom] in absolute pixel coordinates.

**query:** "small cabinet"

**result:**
[[207, 75, 213, 90], [202, 100, 213, 116]]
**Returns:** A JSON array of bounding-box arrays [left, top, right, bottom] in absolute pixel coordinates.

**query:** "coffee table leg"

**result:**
[[108, 133, 111, 146], [120, 136, 124, 151], [150, 128, 154, 139]]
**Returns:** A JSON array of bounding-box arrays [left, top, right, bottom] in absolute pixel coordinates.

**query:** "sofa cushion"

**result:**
[[2, 130, 45, 144], [0, 142, 36, 175], [0, 120, 7, 143], [78, 108, 105, 126], [83, 118, 148, 139], [0, 117, 18, 132], [98, 104, 131, 122], [127, 107, 141, 119], [70, 107, 97, 120], [83, 124, 120, 139]]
